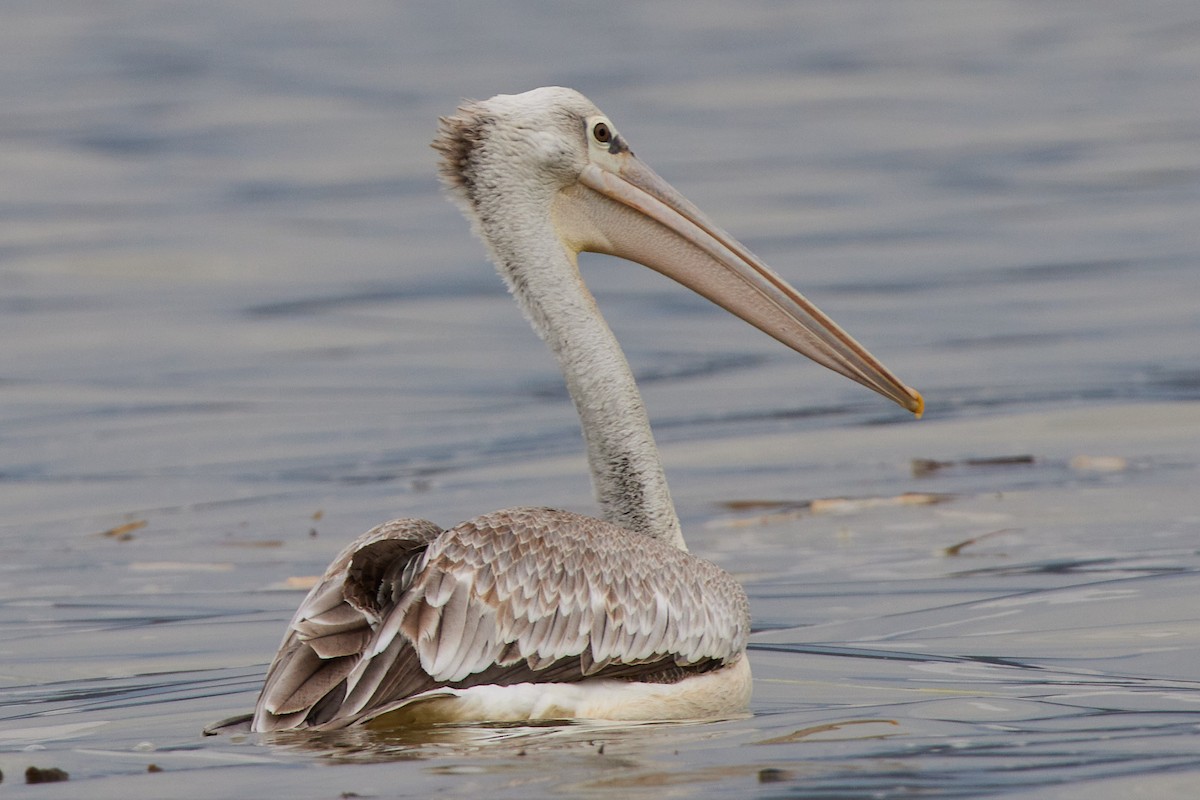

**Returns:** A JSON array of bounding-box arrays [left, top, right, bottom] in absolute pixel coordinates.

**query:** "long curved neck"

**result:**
[[479, 211, 686, 550]]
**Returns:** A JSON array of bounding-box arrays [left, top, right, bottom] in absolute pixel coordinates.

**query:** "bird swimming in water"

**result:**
[[249, 87, 922, 732]]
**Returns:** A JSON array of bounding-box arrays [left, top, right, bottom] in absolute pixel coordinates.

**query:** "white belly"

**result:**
[[366, 657, 752, 728]]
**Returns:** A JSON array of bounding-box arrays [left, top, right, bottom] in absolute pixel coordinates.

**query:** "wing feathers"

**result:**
[[265, 649, 356, 716], [252, 507, 750, 731]]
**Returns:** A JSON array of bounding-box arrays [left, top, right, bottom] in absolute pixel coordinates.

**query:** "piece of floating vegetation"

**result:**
[[941, 528, 1021, 557], [757, 767, 793, 783], [720, 499, 794, 511], [809, 493, 950, 514], [711, 492, 951, 527], [25, 766, 69, 784], [1069, 455, 1129, 472], [98, 519, 148, 540], [283, 575, 320, 590], [911, 454, 1034, 477], [913, 453, 1129, 477]]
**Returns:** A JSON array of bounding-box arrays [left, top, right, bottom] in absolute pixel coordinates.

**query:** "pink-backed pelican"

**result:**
[[250, 87, 922, 731]]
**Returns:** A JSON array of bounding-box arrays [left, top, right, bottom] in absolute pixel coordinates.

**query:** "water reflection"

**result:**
[[259, 717, 728, 764]]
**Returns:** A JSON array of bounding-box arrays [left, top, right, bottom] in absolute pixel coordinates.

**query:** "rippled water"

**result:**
[[2, 1, 1199, 797]]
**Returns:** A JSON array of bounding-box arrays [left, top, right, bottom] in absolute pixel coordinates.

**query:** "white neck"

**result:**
[[477, 207, 686, 550]]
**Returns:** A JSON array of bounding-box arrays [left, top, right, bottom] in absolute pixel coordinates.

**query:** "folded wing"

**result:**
[[253, 507, 749, 731]]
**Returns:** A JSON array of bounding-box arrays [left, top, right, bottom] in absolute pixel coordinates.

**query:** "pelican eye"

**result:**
[[591, 121, 612, 144]]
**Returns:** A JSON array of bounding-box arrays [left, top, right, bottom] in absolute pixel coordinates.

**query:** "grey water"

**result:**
[[2, 1, 1199, 797]]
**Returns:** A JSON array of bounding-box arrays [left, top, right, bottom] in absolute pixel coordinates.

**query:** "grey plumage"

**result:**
[[253, 507, 749, 731]]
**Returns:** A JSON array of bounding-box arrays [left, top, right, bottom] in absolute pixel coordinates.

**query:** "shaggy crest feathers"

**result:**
[[432, 100, 493, 202], [431, 87, 604, 209]]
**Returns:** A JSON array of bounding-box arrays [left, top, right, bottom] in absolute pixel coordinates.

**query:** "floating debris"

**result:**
[[1069, 455, 1128, 472], [912, 455, 1034, 477], [98, 519, 148, 541], [147, 764, 163, 773], [285, 575, 320, 590], [221, 539, 285, 548], [809, 492, 950, 515], [719, 499, 794, 511], [941, 528, 1021, 557], [757, 767, 793, 783], [712, 493, 951, 527], [25, 766, 69, 784]]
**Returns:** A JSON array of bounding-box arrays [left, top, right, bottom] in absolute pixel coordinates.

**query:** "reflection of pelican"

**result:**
[[252, 87, 922, 731]]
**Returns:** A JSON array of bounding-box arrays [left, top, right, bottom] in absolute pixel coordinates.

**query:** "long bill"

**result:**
[[552, 155, 924, 417]]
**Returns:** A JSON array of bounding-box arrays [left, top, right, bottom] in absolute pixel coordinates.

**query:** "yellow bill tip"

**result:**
[[908, 389, 925, 419]]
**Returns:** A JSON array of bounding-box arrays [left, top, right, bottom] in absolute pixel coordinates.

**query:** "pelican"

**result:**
[[250, 87, 922, 732]]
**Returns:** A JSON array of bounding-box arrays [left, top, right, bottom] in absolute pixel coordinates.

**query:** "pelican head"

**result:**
[[433, 86, 923, 416]]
